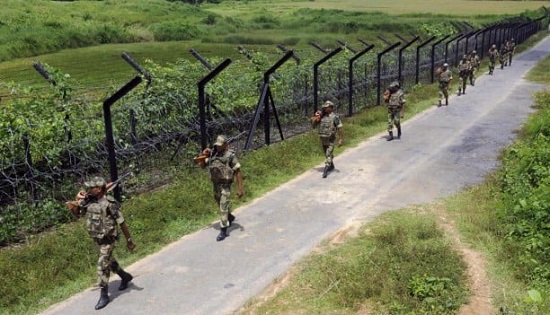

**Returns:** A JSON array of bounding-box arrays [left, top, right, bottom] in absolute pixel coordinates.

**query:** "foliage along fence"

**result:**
[[0, 16, 545, 245]]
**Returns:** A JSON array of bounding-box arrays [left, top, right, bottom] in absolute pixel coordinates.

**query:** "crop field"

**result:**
[[205, 0, 550, 16]]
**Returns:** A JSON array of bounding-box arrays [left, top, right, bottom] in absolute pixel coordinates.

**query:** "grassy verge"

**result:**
[[239, 209, 470, 315]]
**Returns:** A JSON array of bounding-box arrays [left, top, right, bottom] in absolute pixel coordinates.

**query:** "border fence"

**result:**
[[0, 16, 546, 244]]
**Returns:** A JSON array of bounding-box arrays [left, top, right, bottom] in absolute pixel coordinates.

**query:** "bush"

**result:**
[[148, 22, 203, 41]]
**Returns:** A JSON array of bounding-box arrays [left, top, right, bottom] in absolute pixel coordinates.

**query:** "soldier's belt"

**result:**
[[95, 236, 116, 245]]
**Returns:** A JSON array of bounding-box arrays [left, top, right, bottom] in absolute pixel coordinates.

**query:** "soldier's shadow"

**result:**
[[215, 222, 244, 236], [94, 282, 144, 301]]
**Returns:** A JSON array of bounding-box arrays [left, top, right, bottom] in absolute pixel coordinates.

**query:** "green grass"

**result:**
[[1, 0, 542, 97], [1, 1, 549, 314], [240, 209, 469, 315]]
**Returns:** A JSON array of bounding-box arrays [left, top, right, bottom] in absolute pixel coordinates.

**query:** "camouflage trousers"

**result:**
[[469, 68, 477, 84], [320, 136, 335, 166], [489, 59, 495, 72], [387, 107, 401, 132], [213, 183, 232, 228], [438, 82, 449, 101], [499, 57, 507, 67], [95, 238, 120, 288], [458, 75, 468, 93]]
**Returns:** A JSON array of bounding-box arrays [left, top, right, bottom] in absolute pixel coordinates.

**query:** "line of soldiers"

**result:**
[[436, 38, 516, 106]]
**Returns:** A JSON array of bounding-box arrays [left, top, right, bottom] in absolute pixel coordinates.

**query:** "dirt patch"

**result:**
[[433, 205, 497, 315]]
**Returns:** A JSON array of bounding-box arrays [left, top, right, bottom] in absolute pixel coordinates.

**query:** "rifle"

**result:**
[[65, 172, 132, 213], [193, 132, 245, 165]]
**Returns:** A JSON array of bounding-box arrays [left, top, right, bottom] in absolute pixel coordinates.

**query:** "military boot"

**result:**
[[95, 287, 110, 310], [445, 98, 449, 106], [438, 99, 442, 107], [117, 269, 133, 291], [387, 131, 394, 141], [397, 127, 402, 139], [328, 162, 334, 171], [457, 88, 461, 96], [217, 227, 228, 242], [322, 165, 329, 178]]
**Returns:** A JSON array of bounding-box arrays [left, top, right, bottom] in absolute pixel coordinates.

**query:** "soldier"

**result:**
[[71, 177, 135, 310], [436, 63, 453, 106], [311, 100, 343, 178], [198, 135, 244, 241], [488, 44, 498, 75], [499, 43, 508, 69], [383, 81, 405, 141], [507, 38, 516, 66], [457, 54, 471, 96], [469, 50, 480, 86]]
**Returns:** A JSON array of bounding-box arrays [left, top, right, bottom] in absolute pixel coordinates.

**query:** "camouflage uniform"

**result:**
[[488, 45, 498, 75], [385, 82, 405, 141], [77, 177, 133, 310], [469, 51, 480, 86], [506, 39, 515, 66], [315, 104, 342, 169], [499, 44, 508, 69], [208, 147, 241, 229], [457, 55, 471, 95], [437, 65, 452, 105]]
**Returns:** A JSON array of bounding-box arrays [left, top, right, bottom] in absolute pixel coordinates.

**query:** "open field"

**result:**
[[205, 0, 550, 16], [0, 0, 544, 96]]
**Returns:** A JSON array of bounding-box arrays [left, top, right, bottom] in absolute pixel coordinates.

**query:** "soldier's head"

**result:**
[[322, 100, 334, 113], [389, 81, 400, 91], [472, 50, 477, 55], [491, 44, 496, 49], [85, 176, 107, 196], [462, 54, 468, 60], [214, 135, 229, 151], [443, 63, 449, 69]]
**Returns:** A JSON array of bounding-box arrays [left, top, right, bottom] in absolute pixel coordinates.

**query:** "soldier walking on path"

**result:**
[[383, 81, 405, 141], [311, 100, 343, 178], [436, 63, 453, 106], [457, 54, 471, 96], [507, 38, 516, 66], [499, 43, 508, 69], [198, 135, 244, 242], [469, 50, 480, 86], [70, 177, 136, 310], [488, 44, 498, 75]]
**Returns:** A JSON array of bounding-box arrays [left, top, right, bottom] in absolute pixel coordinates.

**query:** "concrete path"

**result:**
[[41, 36, 550, 315]]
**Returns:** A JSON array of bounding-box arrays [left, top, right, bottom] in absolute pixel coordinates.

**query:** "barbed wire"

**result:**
[[0, 23, 537, 244]]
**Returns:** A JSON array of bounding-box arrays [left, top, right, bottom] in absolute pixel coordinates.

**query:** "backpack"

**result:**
[[85, 197, 117, 239], [318, 115, 335, 139], [209, 154, 235, 184]]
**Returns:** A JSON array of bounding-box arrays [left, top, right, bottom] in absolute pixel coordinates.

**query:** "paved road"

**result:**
[[42, 36, 550, 315]]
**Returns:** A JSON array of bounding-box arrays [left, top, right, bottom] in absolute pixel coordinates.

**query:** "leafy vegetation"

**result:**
[[1, 0, 550, 314]]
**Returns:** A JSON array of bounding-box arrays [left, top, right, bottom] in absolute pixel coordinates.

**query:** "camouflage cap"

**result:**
[[84, 176, 107, 188], [214, 135, 227, 146], [322, 100, 334, 108], [389, 81, 399, 88], [443, 63, 449, 68]]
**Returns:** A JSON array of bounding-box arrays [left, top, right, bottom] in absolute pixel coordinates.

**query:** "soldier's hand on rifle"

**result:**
[[76, 190, 87, 201], [202, 148, 211, 156]]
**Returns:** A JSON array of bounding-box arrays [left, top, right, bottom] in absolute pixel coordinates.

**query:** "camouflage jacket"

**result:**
[[81, 196, 124, 239]]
